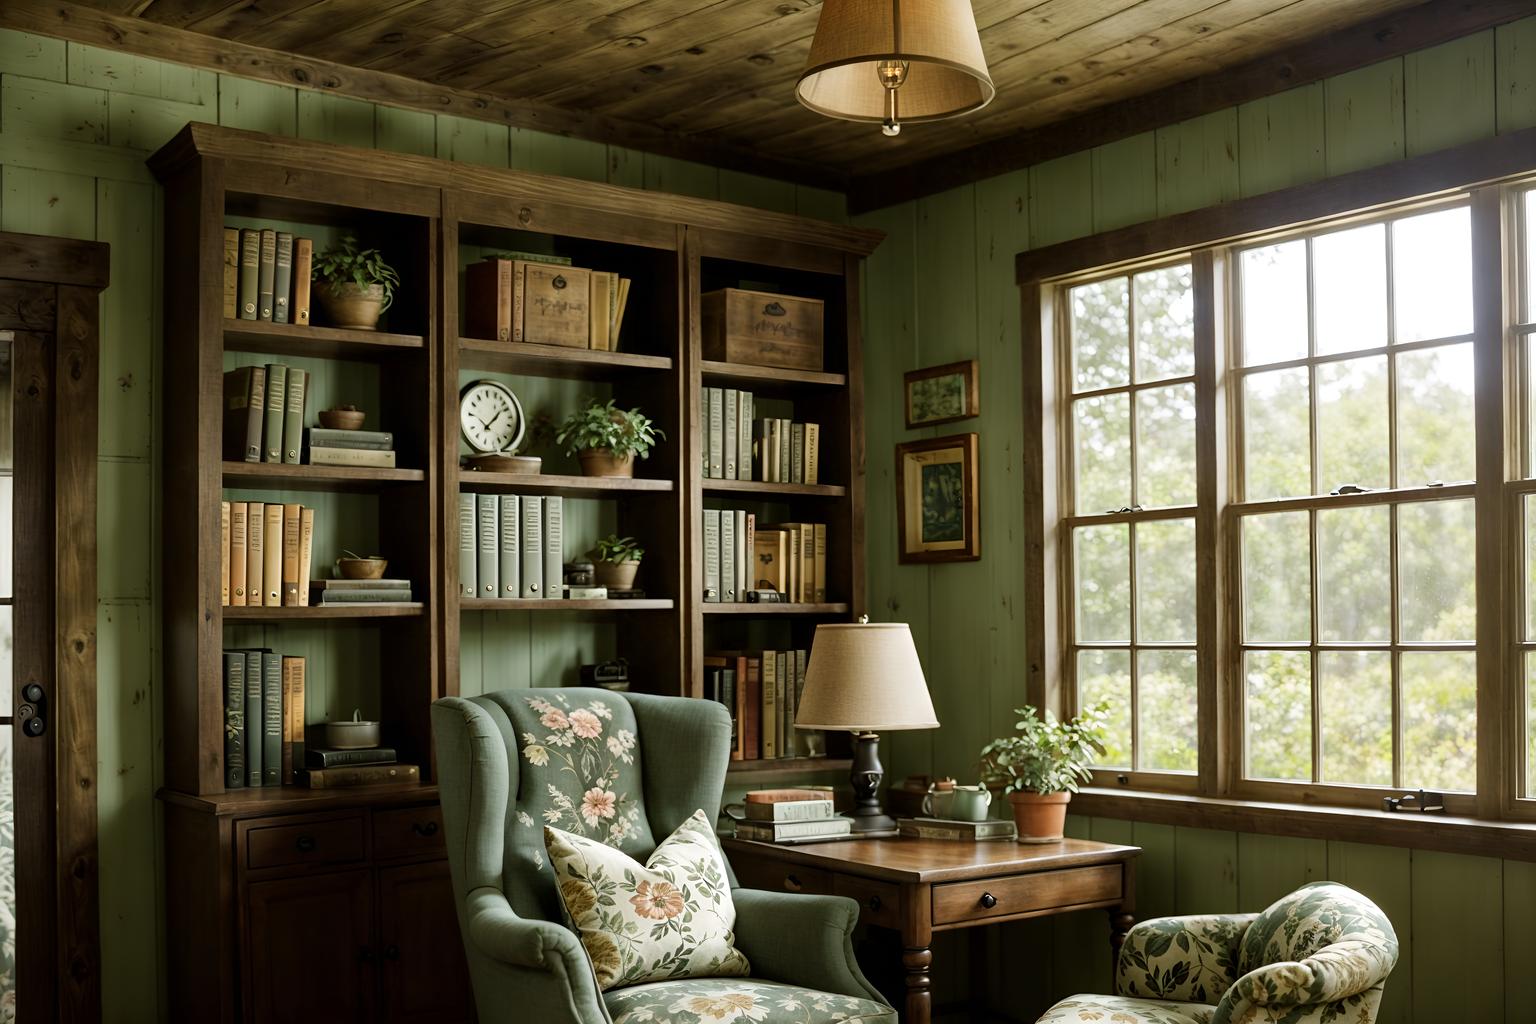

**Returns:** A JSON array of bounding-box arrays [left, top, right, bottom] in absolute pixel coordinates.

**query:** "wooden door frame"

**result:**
[[0, 229, 107, 1021]]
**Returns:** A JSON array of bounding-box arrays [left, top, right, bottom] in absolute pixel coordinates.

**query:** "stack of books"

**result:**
[[304, 745, 418, 789], [703, 513, 825, 604], [223, 227, 312, 325], [734, 789, 850, 845], [310, 579, 414, 606], [897, 818, 1018, 841], [700, 388, 821, 485], [307, 427, 397, 469], [464, 251, 632, 350], [704, 649, 823, 762], [223, 364, 309, 465], [458, 493, 564, 600], [221, 650, 306, 788], [220, 501, 314, 607]]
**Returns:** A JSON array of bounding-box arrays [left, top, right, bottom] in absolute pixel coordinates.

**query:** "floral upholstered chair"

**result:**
[[1039, 881, 1398, 1024], [431, 688, 894, 1024]]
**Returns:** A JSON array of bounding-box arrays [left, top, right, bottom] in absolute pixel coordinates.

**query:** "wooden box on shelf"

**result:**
[[701, 287, 824, 371]]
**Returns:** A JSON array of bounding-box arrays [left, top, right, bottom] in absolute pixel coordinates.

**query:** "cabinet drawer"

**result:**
[[373, 804, 446, 861], [933, 865, 1121, 926], [245, 814, 366, 871], [833, 875, 901, 931], [730, 852, 833, 897]]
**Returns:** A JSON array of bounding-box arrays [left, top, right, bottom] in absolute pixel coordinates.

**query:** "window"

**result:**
[[1520, 187, 1536, 800]]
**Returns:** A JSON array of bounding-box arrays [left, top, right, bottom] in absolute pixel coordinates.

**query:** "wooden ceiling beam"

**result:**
[[0, 0, 849, 192], [846, 0, 1536, 214]]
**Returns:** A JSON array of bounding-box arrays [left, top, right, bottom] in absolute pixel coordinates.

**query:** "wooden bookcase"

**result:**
[[151, 123, 879, 1021]]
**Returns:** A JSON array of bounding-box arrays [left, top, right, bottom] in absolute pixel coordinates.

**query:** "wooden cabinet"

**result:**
[[245, 869, 376, 1024], [377, 861, 473, 1023]]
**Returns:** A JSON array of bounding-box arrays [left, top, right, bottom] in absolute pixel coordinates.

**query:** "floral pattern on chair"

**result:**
[[1036, 994, 1216, 1024], [606, 977, 893, 1024], [1116, 914, 1257, 1004]]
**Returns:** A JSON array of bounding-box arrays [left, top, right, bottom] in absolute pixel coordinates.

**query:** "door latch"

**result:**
[[17, 682, 45, 737]]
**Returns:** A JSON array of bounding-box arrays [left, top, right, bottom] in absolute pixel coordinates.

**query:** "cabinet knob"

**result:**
[[866, 895, 883, 912], [295, 835, 317, 853], [384, 945, 400, 961], [979, 892, 997, 909], [412, 821, 439, 838], [784, 873, 803, 892]]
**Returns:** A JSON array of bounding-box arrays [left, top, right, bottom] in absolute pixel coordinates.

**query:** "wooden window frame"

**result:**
[[1020, 127, 1536, 831]]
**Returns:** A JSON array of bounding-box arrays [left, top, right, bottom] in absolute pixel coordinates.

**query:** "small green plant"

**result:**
[[555, 399, 663, 460], [978, 702, 1109, 795], [313, 236, 400, 311], [590, 535, 644, 564]]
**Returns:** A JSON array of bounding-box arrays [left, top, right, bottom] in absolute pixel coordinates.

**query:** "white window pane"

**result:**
[[0, 607, 9, 719], [1240, 241, 1308, 365], [1398, 499, 1476, 642], [1075, 525, 1129, 642], [1243, 367, 1310, 500], [1074, 394, 1130, 515], [1138, 650, 1197, 772], [1393, 206, 1473, 342], [1401, 651, 1476, 792], [1136, 518, 1196, 643], [1313, 223, 1387, 355], [1318, 651, 1392, 786], [1317, 356, 1389, 492], [1396, 343, 1475, 486], [1136, 383, 1196, 507], [1071, 277, 1129, 392], [1527, 495, 1536, 643], [1526, 191, 1536, 324], [1134, 265, 1194, 382], [1317, 505, 1390, 643], [1245, 650, 1312, 782], [1242, 512, 1311, 643], [1079, 649, 1130, 768], [1527, 652, 1536, 799]]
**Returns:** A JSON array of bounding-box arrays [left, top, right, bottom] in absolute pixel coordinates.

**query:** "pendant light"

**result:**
[[796, 0, 994, 137]]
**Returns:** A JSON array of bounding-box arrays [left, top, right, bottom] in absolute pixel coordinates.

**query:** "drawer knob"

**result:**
[[384, 945, 400, 961], [866, 895, 883, 912], [295, 835, 317, 853], [979, 892, 997, 909], [412, 821, 439, 838], [785, 873, 803, 893]]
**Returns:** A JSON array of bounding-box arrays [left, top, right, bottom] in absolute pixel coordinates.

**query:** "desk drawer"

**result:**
[[245, 814, 366, 871], [933, 864, 1121, 926], [834, 875, 901, 931], [731, 852, 833, 897], [373, 804, 446, 861]]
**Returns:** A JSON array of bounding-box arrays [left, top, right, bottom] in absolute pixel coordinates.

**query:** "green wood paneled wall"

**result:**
[[857, 21, 1536, 1024]]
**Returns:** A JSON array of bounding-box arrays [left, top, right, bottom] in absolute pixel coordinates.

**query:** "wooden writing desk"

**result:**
[[724, 835, 1139, 1023]]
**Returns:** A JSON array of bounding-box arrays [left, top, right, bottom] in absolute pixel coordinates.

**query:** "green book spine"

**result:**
[[238, 229, 259, 320], [243, 650, 263, 787], [224, 652, 245, 789], [272, 232, 293, 324], [262, 652, 282, 786], [263, 363, 287, 463], [281, 367, 306, 465], [257, 228, 276, 321]]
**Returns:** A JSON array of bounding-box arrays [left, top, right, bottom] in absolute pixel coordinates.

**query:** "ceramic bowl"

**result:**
[[323, 719, 381, 750], [335, 556, 388, 579], [319, 408, 366, 430]]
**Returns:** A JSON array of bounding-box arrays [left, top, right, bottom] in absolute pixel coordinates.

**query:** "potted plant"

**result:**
[[589, 535, 644, 589], [555, 399, 663, 478], [312, 236, 400, 331], [978, 702, 1108, 843]]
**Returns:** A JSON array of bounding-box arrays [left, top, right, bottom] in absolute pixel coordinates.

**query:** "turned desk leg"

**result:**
[[901, 946, 932, 1024]]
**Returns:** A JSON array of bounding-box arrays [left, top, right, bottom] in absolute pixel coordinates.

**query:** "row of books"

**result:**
[[704, 649, 824, 762], [221, 650, 306, 788], [311, 579, 415, 606], [703, 512, 826, 603], [223, 365, 398, 468], [700, 387, 820, 484], [222, 227, 312, 324], [220, 502, 314, 607], [465, 252, 632, 350], [305, 747, 419, 789], [457, 493, 564, 600], [734, 789, 850, 844]]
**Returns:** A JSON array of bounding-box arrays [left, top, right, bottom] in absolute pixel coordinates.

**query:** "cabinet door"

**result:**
[[377, 860, 474, 1023], [245, 869, 376, 1024]]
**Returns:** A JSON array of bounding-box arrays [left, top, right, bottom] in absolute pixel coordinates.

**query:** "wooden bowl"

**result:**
[[319, 408, 366, 430], [335, 557, 388, 579], [467, 454, 541, 474]]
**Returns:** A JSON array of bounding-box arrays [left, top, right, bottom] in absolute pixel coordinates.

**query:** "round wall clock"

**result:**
[[459, 379, 526, 455]]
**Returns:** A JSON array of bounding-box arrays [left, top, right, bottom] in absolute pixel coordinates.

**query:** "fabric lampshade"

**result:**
[[796, 0, 994, 126], [795, 622, 939, 732]]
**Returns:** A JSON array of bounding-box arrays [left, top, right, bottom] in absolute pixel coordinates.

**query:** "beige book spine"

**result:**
[[292, 237, 313, 326], [263, 503, 283, 607], [245, 502, 264, 609], [229, 502, 248, 606], [298, 507, 314, 607], [221, 501, 231, 606], [222, 228, 239, 320], [281, 503, 302, 606]]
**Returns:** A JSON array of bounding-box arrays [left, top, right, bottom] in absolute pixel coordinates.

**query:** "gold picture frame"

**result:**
[[903, 359, 979, 428], [896, 433, 980, 563]]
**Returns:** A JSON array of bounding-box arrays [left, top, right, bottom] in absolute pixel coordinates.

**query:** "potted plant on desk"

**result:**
[[978, 702, 1107, 843], [555, 399, 663, 478]]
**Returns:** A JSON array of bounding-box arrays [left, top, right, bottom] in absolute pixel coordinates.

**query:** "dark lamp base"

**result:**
[[848, 732, 895, 834]]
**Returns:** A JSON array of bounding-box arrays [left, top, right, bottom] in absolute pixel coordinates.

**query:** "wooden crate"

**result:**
[[523, 263, 591, 348], [701, 287, 824, 371]]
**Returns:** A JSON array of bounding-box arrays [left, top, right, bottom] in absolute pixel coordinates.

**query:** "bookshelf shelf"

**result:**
[[726, 758, 851, 775], [700, 360, 847, 394], [457, 471, 674, 498], [224, 318, 425, 359], [161, 781, 438, 816], [223, 604, 425, 621], [703, 479, 846, 499], [460, 598, 675, 612], [222, 461, 425, 491], [459, 338, 673, 380], [702, 603, 851, 616]]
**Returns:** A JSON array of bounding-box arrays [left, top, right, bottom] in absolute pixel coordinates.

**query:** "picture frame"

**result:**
[[896, 433, 980, 563], [903, 359, 979, 428]]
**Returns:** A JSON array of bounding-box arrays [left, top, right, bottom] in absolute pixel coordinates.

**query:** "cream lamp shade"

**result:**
[[795, 621, 939, 732], [796, 0, 995, 136]]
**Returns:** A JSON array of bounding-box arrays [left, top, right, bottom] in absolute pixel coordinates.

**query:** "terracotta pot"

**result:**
[[315, 281, 386, 331], [593, 559, 640, 589], [578, 448, 635, 478], [1007, 791, 1071, 844]]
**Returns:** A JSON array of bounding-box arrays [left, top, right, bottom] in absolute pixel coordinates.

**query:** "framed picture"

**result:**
[[896, 434, 980, 563], [904, 359, 979, 428]]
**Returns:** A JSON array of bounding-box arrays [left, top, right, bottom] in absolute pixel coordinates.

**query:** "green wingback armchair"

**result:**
[[1039, 881, 1399, 1024], [431, 687, 894, 1024]]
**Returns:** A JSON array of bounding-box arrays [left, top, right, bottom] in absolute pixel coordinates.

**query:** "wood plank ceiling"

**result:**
[[79, 0, 1438, 180]]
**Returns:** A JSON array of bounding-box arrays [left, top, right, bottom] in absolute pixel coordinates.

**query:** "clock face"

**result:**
[[459, 381, 525, 454]]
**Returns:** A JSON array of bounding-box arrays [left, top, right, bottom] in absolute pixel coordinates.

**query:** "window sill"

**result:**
[[1070, 787, 1536, 862]]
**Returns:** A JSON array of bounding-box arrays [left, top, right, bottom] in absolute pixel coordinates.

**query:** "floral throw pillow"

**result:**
[[545, 808, 751, 992]]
